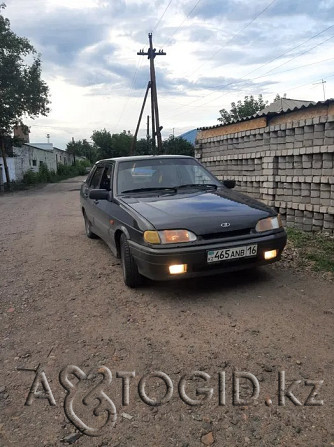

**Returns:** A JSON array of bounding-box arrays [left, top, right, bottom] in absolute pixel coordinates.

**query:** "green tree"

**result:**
[[135, 138, 153, 155], [162, 136, 194, 156], [91, 129, 133, 159], [80, 139, 97, 163], [0, 4, 50, 186], [110, 131, 133, 158], [218, 94, 267, 124], [66, 138, 97, 164], [273, 93, 287, 102], [66, 140, 80, 165]]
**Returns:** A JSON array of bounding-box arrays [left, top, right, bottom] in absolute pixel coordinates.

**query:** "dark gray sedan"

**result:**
[[80, 155, 286, 287]]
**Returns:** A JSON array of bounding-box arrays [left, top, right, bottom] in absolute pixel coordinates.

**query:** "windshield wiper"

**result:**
[[121, 187, 177, 194], [177, 183, 218, 190]]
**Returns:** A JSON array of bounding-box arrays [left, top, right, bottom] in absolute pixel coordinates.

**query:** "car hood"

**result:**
[[121, 188, 274, 236]]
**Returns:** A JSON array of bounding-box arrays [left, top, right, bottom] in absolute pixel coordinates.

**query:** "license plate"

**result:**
[[207, 244, 258, 263]]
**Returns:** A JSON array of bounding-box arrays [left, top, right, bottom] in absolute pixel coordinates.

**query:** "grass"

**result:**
[[287, 227, 334, 273]]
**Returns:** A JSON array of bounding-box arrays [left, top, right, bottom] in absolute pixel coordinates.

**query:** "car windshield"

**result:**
[[117, 158, 221, 194]]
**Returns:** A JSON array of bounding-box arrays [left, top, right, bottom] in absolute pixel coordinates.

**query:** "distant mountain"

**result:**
[[178, 129, 197, 146]]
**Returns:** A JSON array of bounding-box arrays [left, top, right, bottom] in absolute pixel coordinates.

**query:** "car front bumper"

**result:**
[[129, 230, 287, 281]]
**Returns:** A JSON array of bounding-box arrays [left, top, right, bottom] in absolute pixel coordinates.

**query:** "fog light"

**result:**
[[169, 264, 187, 274], [264, 249, 277, 260]]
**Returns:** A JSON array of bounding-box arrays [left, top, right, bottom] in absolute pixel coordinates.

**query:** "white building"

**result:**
[[0, 143, 74, 184]]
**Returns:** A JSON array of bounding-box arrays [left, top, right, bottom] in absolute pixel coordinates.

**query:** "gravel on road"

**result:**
[[0, 177, 333, 446]]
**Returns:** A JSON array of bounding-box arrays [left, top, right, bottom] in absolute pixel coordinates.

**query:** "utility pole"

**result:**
[[137, 33, 166, 154], [313, 78, 326, 101], [321, 79, 326, 101], [130, 81, 151, 155], [146, 115, 150, 148]]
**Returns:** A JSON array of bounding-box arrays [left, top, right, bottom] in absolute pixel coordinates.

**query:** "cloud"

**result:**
[[3, 0, 333, 149], [192, 0, 265, 21], [192, 0, 334, 22], [9, 9, 109, 66], [269, 0, 334, 20]]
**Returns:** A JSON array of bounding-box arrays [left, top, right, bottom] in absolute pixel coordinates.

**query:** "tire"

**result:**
[[84, 212, 97, 239], [120, 233, 142, 288]]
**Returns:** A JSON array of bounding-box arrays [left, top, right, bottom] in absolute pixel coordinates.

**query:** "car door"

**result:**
[[83, 164, 105, 230], [92, 163, 115, 242]]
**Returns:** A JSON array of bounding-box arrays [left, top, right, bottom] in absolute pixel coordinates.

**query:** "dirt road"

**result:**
[[0, 177, 333, 447]]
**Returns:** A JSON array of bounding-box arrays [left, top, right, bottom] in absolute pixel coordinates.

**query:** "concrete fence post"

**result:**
[[0, 165, 4, 192]]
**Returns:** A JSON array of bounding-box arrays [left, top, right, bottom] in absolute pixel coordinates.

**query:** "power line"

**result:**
[[116, 0, 174, 130], [154, 0, 173, 31], [136, 33, 166, 153], [262, 73, 334, 98], [211, 0, 278, 60], [238, 23, 334, 81], [115, 56, 145, 129], [194, 55, 334, 108], [164, 0, 202, 47], [257, 33, 334, 77], [185, 0, 278, 79], [208, 36, 334, 93], [112, 1, 200, 131], [169, 30, 334, 115], [168, 17, 334, 114], [165, 56, 334, 118]]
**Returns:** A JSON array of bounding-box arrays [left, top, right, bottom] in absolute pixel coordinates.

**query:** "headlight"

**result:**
[[143, 231, 161, 244], [255, 215, 283, 232], [144, 229, 197, 244]]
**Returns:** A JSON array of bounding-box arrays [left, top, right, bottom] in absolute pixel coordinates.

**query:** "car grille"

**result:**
[[201, 228, 253, 240]]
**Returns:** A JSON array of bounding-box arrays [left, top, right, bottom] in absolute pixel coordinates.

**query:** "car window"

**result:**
[[89, 165, 104, 188], [85, 165, 96, 184], [178, 164, 214, 185], [117, 158, 220, 193], [100, 165, 113, 190]]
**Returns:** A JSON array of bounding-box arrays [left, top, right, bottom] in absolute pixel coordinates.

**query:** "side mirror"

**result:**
[[89, 189, 111, 200], [222, 179, 236, 189]]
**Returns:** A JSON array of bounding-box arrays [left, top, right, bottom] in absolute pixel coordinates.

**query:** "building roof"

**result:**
[[25, 143, 54, 152], [198, 98, 334, 131], [255, 98, 315, 116]]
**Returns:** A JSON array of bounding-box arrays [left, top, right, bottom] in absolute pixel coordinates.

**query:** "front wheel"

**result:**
[[120, 234, 142, 288], [84, 213, 97, 239]]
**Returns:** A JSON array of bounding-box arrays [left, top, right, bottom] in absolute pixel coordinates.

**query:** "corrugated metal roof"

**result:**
[[255, 98, 315, 115], [198, 98, 334, 131], [25, 143, 54, 152]]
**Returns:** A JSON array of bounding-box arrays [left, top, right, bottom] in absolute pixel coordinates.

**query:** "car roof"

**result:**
[[96, 155, 194, 164]]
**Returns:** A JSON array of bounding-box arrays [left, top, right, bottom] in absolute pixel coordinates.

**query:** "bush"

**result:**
[[57, 160, 91, 177], [22, 160, 89, 186], [38, 162, 51, 182], [23, 169, 39, 184], [57, 163, 79, 178]]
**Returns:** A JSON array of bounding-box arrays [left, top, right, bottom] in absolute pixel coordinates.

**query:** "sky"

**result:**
[[3, 0, 334, 149]]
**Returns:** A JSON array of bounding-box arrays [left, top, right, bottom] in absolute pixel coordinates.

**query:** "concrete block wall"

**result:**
[[195, 115, 334, 233]]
